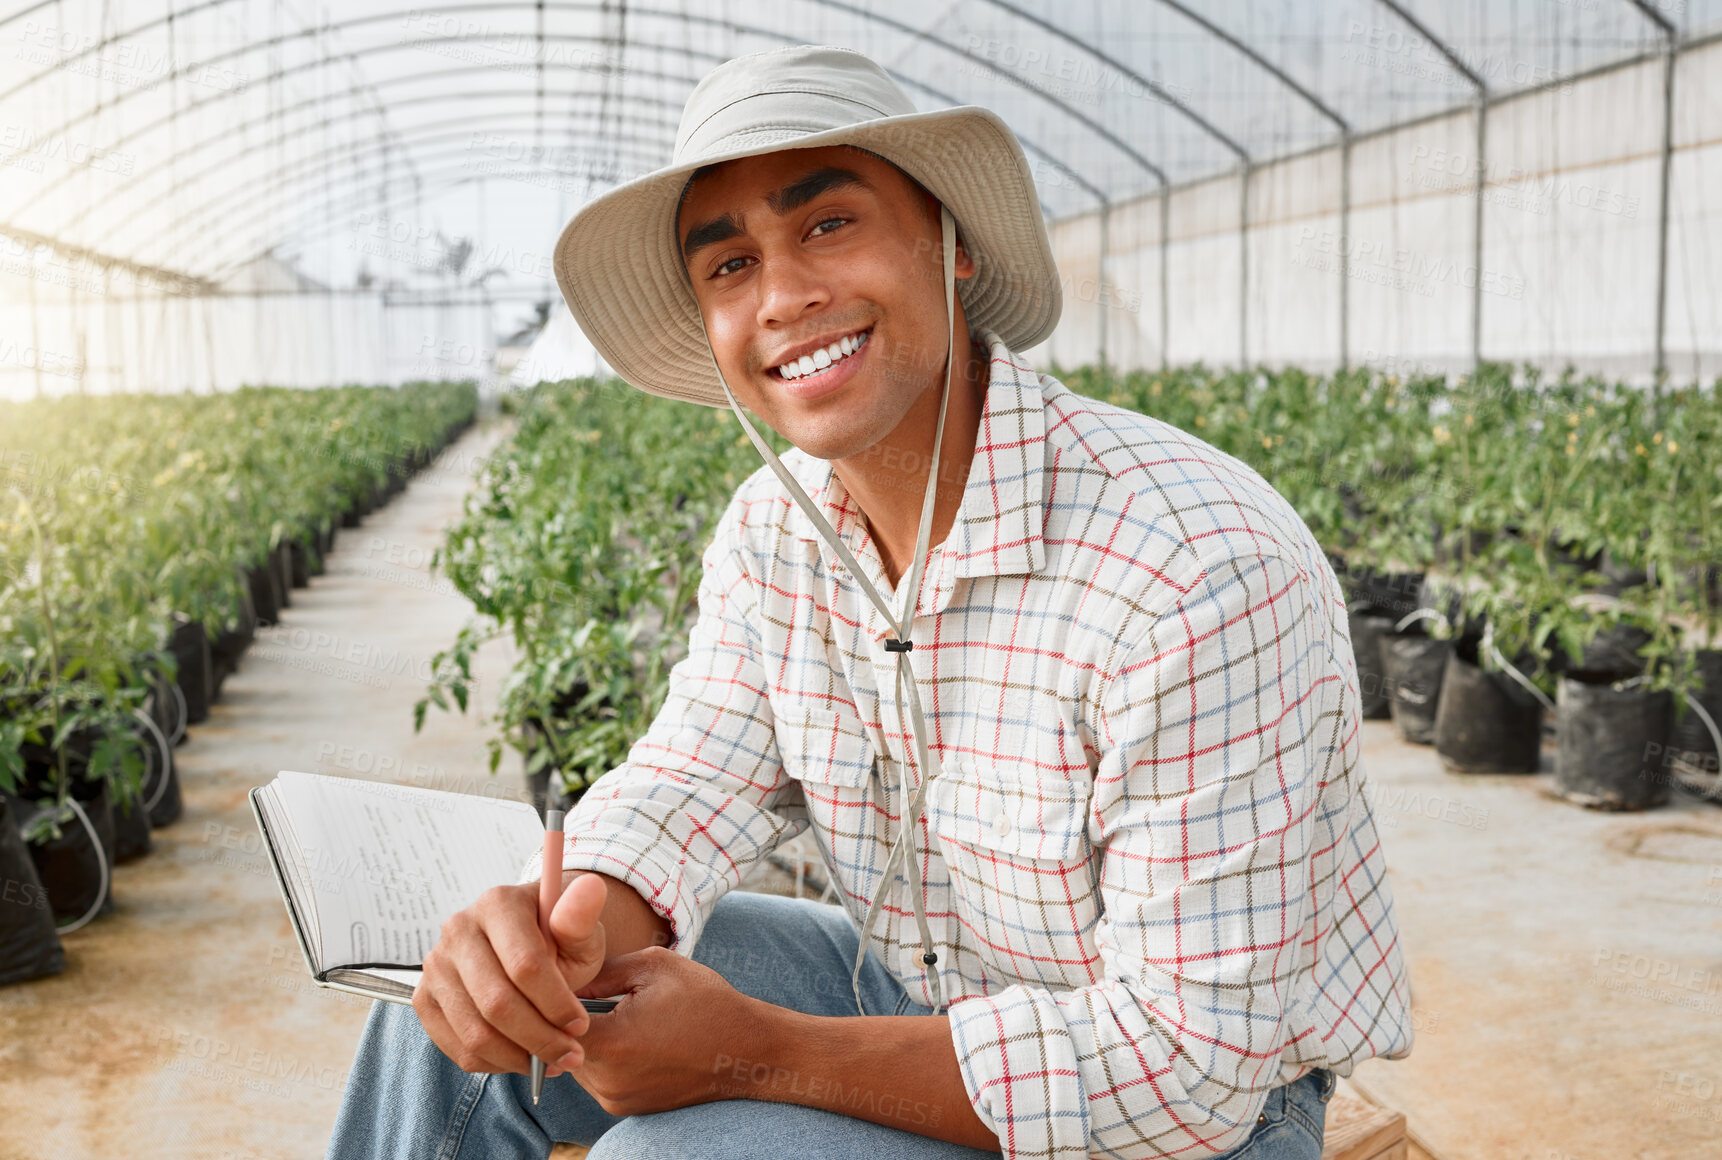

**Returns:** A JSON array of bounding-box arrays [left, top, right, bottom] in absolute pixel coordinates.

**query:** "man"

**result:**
[[327, 45, 1412, 1160]]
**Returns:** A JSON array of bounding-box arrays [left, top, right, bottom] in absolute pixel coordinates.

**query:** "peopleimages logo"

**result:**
[[0, 124, 136, 176], [1294, 225, 1525, 301]]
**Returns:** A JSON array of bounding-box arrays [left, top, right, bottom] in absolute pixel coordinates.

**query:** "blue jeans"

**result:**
[[325, 891, 1334, 1159]]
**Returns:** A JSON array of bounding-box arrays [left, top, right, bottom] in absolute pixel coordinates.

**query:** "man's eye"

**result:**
[[810, 217, 847, 236], [712, 256, 752, 278]]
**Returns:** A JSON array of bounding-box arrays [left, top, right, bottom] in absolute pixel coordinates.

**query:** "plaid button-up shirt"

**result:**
[[533, 333, 1413, 1159]]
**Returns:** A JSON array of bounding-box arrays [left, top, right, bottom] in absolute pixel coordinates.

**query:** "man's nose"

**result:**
[[755, 250, 830, 329]]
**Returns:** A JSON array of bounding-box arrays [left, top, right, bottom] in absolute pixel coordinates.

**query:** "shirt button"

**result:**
[[990, 810, 1011, 838]]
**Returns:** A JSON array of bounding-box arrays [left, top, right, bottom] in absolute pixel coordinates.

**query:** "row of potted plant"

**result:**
[[0, 379, 479, 986], [1063, 361, 1722, 809]]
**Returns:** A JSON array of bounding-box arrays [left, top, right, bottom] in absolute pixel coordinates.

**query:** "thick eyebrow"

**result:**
[[765, 166, 872, 215], [680, 167, 873, 263], [681, 212, 744, 262]]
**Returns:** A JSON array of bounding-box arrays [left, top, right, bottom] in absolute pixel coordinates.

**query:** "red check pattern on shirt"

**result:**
[[527, 332, 1413, 1159]]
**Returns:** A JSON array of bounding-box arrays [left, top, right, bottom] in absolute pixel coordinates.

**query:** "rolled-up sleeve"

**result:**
[[949, 552, 1343, 1159], [517, 499, 807, 958]]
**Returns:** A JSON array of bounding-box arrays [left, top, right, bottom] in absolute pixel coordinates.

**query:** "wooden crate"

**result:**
[[1322, 1092, 1408, 1160]]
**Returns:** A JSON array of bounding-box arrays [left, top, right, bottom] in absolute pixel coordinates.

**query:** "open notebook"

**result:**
[[250, 770, 615, 1011]]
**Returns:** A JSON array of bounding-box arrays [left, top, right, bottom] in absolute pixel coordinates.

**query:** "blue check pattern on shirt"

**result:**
[[524, 333, 1413, 1159]]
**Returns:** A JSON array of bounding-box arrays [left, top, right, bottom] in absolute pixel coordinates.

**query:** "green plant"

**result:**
[[0, 380, 479, 834], [418, 379, 780, 797]]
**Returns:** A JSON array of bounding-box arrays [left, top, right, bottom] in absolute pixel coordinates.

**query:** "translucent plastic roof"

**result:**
[[3, 0, 1718, 293]]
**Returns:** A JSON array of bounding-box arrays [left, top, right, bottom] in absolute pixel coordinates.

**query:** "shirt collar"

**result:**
[[786, 331, 1047, 585]]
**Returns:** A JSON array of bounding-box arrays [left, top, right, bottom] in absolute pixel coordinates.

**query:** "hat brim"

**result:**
[[551, 106, 1061, 408]]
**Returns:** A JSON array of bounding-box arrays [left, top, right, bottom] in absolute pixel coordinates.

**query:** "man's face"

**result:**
[[676, 145, 974, 461]]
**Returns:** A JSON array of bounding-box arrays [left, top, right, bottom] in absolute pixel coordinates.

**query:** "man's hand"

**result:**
[[414, 871, 609, 1077], [565, 945, 764, 1117], [564, 949, 999, 1151]]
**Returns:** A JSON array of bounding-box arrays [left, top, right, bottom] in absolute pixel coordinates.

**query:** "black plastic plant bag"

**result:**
[[0, 795, 67, 986]]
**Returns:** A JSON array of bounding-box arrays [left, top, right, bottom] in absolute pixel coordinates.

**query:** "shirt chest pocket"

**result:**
[[775, 705, 874, 790], [930, 763, 1090, 860], [930, 763, 1103, 989]]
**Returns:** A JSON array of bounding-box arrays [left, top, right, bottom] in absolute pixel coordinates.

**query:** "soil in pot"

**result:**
[[1346, 609, 1394, 719], [1555, 671, 1673, 810], [1380, 627, 1451, 745], [1433, 638, 1545, 773], [0, 796, 65, 985], [168, 617, 213, 725], [1550, 622, 1652, 678], [1582, 624, 1652, 676]]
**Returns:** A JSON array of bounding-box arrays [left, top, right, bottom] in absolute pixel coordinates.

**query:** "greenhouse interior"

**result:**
[[3, 1, 1721, 1158]]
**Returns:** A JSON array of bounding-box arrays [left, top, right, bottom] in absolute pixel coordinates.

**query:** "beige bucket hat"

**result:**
[[550, 44, 1062, 407]]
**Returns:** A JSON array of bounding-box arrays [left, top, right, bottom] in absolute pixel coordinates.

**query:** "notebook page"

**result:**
[[272, 771, 543, 969]]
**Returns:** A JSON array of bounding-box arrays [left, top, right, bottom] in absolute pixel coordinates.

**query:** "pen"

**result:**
[[530, 808, 565, 1107]]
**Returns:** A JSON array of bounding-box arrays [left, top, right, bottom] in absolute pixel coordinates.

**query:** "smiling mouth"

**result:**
[[772, 328, 871, 381]]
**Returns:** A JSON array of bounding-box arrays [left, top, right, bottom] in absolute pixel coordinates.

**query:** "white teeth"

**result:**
[[775, 330, 870, 380]]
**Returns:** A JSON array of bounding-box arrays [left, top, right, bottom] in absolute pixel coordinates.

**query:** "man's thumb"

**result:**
[[548, 870, 607, 954]]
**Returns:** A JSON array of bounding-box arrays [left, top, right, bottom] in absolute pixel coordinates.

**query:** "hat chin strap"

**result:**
[[699, 206, 959, 1017]]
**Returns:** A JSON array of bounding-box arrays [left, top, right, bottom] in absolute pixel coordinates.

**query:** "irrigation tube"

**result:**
[[1672, 694, 1722, 802], [1393, 608, 1446, 633], [1482, 626, 1556, 713], [133, 708, 175, 812], [55, 797, 111, 936], [167, 681, 189, 747]]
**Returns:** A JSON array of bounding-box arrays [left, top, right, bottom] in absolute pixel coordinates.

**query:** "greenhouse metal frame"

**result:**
[[2, 0, 1718, 397]]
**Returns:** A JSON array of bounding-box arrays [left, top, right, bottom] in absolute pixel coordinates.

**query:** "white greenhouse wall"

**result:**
[[1035, 45, 1722, 384], [1667, 39, 1722, 383], [0, 288, 493, 397]]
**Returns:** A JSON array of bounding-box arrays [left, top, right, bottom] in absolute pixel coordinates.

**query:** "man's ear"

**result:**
[[953, 231, 976, 281], [923, 192, 977, 281]]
